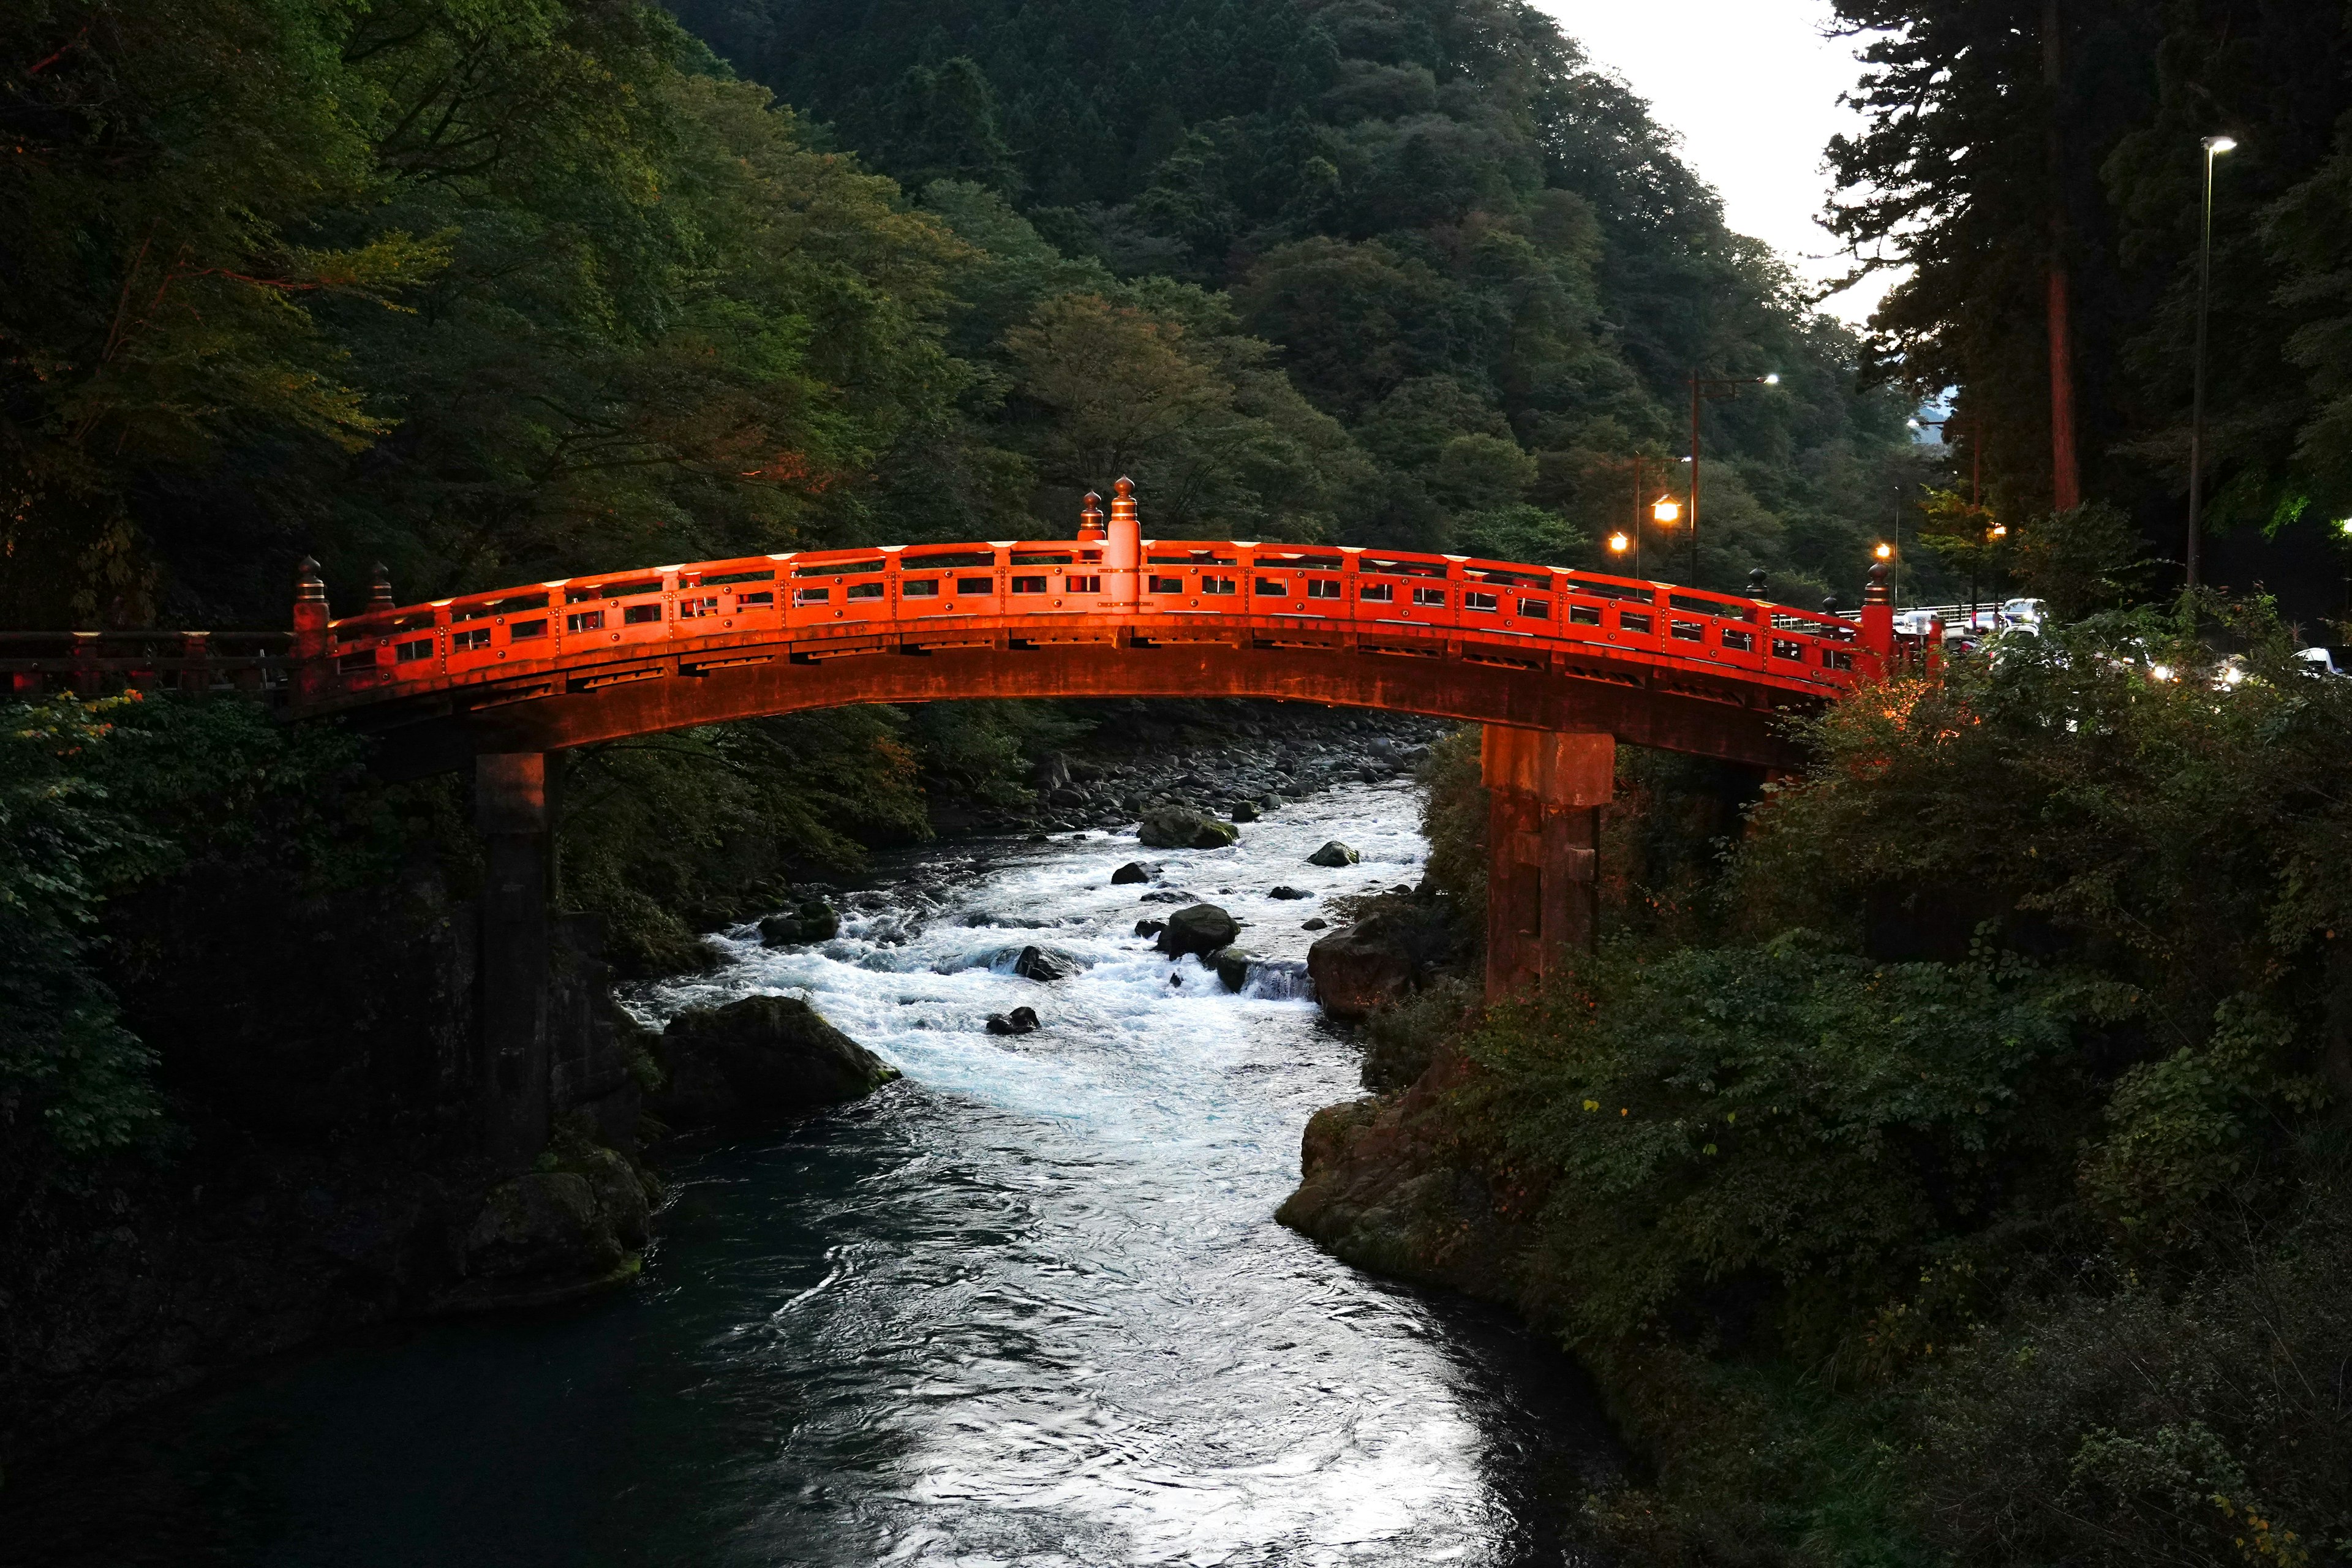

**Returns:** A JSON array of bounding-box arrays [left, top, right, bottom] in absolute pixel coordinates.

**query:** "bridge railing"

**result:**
[[3, 630, 292, 698], [307, 537, 1888, 709], [2, 489, 1896, 712]]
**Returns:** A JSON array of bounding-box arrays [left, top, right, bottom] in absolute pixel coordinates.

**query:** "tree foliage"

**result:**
[[1828, 0, 2352, 582], [1416, 601, 2352, 1561]]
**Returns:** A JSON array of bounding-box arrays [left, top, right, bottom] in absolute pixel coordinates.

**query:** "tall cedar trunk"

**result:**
[[2043, 0, 2080, 510]]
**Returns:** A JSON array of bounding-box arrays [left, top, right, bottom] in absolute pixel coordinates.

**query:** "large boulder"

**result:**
[[460, 1172, 619, 1283], [1137, 807, 1240, 850], [1306, 924, 1418, 1020], [1110, 861, 1155, 885], [986, 1006, 1041, 1036], [568, 1144, 654, 1251], [1012, 945, 1082, 982], [1156, 903, 1240, 958], [1306, 840, 1360, 867], [651, 995, 899, 1133], [759, 899, 840, 946], [1228, 800, 1261, 823]]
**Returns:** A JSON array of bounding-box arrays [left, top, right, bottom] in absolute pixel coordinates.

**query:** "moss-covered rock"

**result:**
[[1137, 807, 1239, 850], [1156, 903, 1240, 958], [650, 994, 900, 1135], [459, 1172, 622, 1283]]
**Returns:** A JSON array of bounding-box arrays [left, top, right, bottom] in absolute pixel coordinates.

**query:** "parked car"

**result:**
[[2000, 597, 2048, 628], [2296, 646, 2346, 678]]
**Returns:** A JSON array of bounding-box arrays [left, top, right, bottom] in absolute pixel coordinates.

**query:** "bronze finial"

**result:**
[[368, 562, 395, 609]]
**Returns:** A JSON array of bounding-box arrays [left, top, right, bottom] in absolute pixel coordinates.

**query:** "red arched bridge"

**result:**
[[4, 480, 1901, 1163]]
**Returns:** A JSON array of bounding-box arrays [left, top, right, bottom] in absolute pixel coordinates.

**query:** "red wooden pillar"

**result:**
[[1860, 560, 1894, 674], [1482, 726, 1614, 998], [478, 751, 553, 1166]]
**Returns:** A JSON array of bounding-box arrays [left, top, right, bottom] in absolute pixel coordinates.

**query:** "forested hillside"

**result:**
[[3, 0, 1929, 644], [671, 0, 1925, 597]]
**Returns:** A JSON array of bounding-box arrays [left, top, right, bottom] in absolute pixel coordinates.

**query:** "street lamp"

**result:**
[[1688, 371, 1780, 586], [1596, 453, 1678, 576], [2187, 134, 2237, 589]]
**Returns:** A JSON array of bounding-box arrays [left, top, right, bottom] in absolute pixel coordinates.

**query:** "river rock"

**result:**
[[1012, 945, 1082, 982], [652, 995, 899, 1133], [1110, 861, 1155, 885], [1139, 889, 1197, 904], [570, 1144, 653, 1251], [1135, 918, 1167, 937], [458, 1172, 622, 1286], [986, 1006, 1041, 1036], [1302, 918, 1329, 930], [1228, 800, 1261, 823], [1137, 807, 1240, 850], [1212, 947, 1260, 992], [1306, 924, 1417, 1020], [1306, 841, 1360, 867], [759, 899, 840, 946], [1156, 903, 1240, 958], [1268, 885, 1311, 900]]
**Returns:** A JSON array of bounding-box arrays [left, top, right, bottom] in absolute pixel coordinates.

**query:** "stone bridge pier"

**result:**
[[476, 750, 557, 1166], [1482, 725, 1614, 997]]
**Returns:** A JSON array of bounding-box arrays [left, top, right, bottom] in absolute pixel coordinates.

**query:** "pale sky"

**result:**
[[1533, 0, 1893, 325]]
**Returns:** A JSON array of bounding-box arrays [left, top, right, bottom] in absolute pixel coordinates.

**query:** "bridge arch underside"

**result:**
[[353, 637, 1814, 777]]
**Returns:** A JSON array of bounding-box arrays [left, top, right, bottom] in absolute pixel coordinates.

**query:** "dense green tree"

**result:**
[[1829, 0, 2352, 608]]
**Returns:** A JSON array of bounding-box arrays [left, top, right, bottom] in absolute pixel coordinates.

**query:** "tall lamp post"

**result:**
[[1596, 454, 1684, 577], [1689, 371, 1779, 585], [2187, 134, 2236, 589]]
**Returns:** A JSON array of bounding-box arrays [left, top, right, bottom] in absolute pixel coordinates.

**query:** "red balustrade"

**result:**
[[308, 534, 1887, 713]]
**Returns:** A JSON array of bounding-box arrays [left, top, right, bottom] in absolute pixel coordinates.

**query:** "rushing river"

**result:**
[[26, 777, 1619, 1567]]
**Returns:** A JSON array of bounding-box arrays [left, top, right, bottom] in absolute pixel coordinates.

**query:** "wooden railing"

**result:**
[[8, 483, 1901, 715]]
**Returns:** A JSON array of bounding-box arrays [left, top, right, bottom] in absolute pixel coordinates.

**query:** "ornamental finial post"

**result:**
[[1747, 567, 1768, 597], [368, 562, 395, 609], [1078, 491, 1106, 542], [1105, 477, 1140, 609], [292, 556, 331, 704], [1860, 560, 1896, 663]]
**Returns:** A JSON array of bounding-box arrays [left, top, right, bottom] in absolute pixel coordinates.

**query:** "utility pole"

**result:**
[[1687, 371, 1779, 588], [2045, 0, 2081, 513]]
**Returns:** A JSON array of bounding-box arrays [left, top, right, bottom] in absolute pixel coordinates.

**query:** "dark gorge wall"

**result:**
[[0, 866, 641, 1467]]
